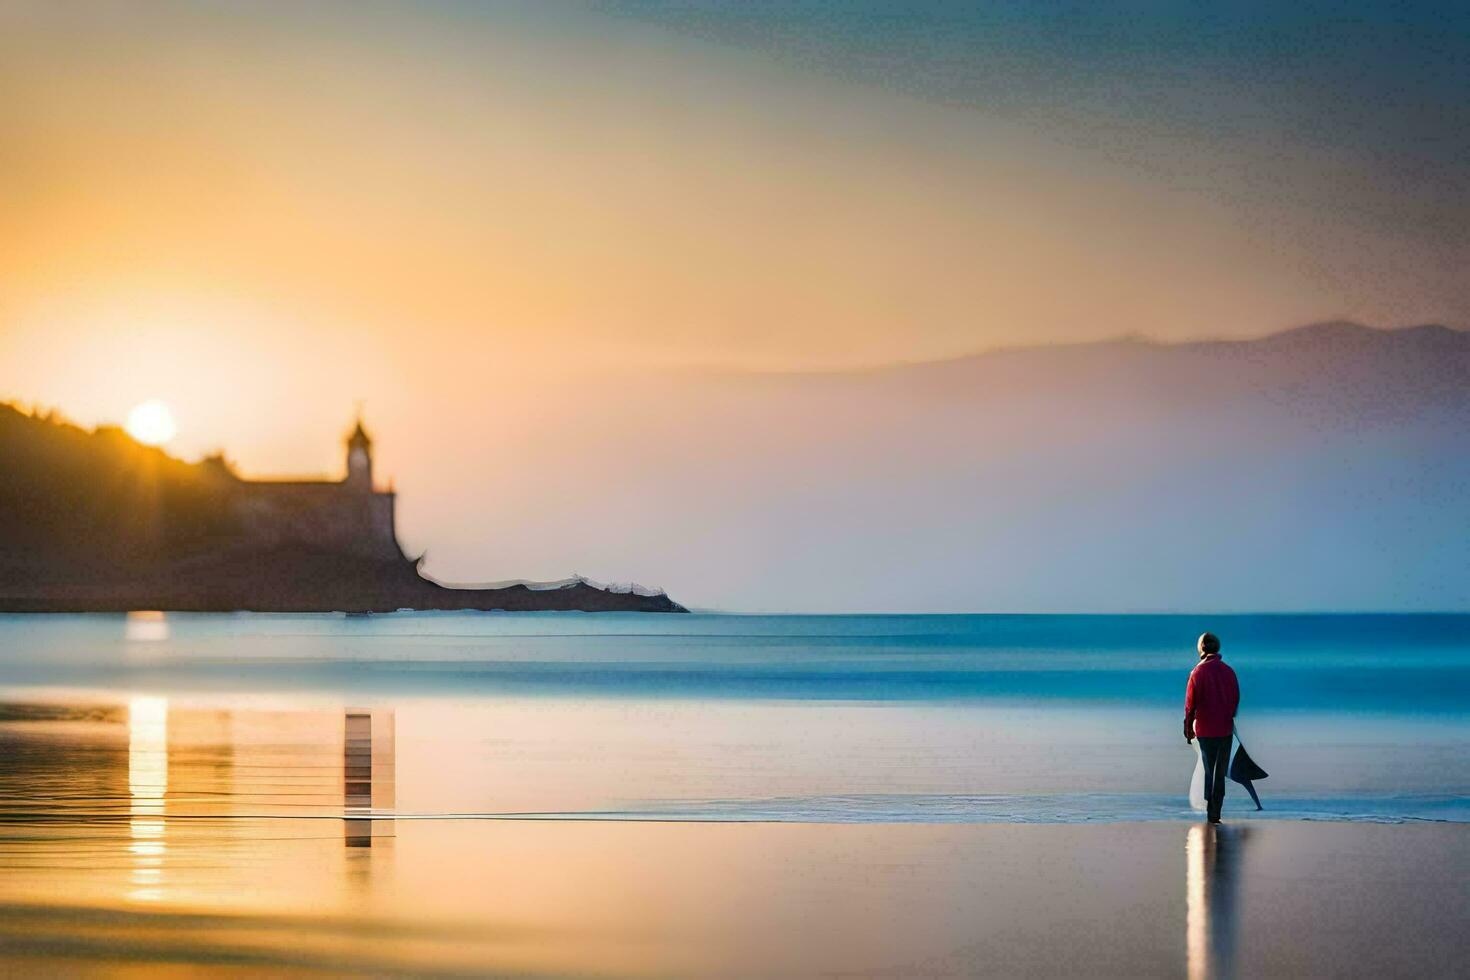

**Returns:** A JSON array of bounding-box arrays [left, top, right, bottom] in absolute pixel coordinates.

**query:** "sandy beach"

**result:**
[[0, 818, 1463, 977]]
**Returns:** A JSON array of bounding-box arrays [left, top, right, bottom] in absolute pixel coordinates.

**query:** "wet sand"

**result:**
[[0, 818, 1464, 977]]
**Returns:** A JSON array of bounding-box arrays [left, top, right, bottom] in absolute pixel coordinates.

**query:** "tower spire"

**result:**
[[345, 409, 373, 490]]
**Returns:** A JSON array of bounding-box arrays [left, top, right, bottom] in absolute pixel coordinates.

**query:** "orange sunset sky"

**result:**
[[3, 2, 1467, 610]]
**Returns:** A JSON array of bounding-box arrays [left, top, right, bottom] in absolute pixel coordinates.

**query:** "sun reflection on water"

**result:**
[[124, 611, 170, 643], [128, 696, 168, 902]]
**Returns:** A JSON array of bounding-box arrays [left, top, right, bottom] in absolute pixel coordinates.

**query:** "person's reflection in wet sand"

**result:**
[[1186, 823, 1250, 979]]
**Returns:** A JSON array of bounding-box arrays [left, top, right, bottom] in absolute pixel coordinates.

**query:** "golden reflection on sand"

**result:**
[[127, 696, 168, 903]]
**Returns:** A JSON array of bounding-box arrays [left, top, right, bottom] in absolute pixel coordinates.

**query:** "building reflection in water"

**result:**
[[121, 698, 397, 903], [127, 696, 169, 902], [344, 709, 395, 848], [1185, 823, 1250, 980]]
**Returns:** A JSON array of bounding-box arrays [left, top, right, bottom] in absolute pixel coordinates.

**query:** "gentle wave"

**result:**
[[3, 794, 1466, 825], [482, 793, 1470, 824]]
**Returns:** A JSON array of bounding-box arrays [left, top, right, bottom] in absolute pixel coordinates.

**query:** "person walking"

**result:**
[[1184, 632, 1240, 824]]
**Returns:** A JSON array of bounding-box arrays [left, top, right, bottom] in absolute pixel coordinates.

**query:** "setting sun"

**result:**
[[125, 400, 178, 446]]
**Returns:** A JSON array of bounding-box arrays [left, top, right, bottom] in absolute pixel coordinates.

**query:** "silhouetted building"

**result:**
[[231, 417, 402, 561]]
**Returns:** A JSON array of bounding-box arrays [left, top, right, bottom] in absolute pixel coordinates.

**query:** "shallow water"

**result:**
[[1, 612, 1466, 824]]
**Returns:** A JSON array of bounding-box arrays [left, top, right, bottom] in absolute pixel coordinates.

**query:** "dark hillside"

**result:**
[[0, 406, 240, 573]]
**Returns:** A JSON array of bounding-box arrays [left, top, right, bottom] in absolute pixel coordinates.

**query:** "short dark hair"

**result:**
[[1199, 632, 1221, 655]]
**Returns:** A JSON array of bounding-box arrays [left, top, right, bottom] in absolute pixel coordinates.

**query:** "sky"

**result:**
[[2, 1, 1467, 609]]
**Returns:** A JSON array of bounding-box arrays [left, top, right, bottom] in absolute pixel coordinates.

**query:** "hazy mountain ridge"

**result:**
[[791, 321, 1468, 397], [715, 321, 1470, 437], [442, 320, 1466, 611]]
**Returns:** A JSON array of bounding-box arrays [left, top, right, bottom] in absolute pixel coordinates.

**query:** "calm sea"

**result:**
[[1, 612, 1466, 824]]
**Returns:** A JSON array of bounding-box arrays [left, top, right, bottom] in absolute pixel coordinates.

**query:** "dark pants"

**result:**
[[1199, 735, 1232, 821]]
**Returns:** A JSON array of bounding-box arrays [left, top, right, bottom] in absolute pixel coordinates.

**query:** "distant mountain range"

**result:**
[[439, 320, 1465, 612]]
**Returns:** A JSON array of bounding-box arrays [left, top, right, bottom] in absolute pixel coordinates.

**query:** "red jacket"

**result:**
[[1185, 655, 1239, 739]]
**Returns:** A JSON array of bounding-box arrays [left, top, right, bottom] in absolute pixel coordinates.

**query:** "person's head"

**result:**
[[1197, 632, 1221, 660]]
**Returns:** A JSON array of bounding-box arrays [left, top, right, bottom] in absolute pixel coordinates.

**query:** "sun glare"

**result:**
[[125, 400, 178, 446]]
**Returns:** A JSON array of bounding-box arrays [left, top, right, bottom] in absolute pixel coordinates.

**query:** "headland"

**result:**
[[0, 404, 685, 613]]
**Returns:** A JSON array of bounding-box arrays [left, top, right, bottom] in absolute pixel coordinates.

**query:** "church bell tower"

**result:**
[[345, 416, 373, 491]]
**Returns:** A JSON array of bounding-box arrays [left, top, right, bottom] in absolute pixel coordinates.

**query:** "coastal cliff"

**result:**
[[0, 405, 685, 613]]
